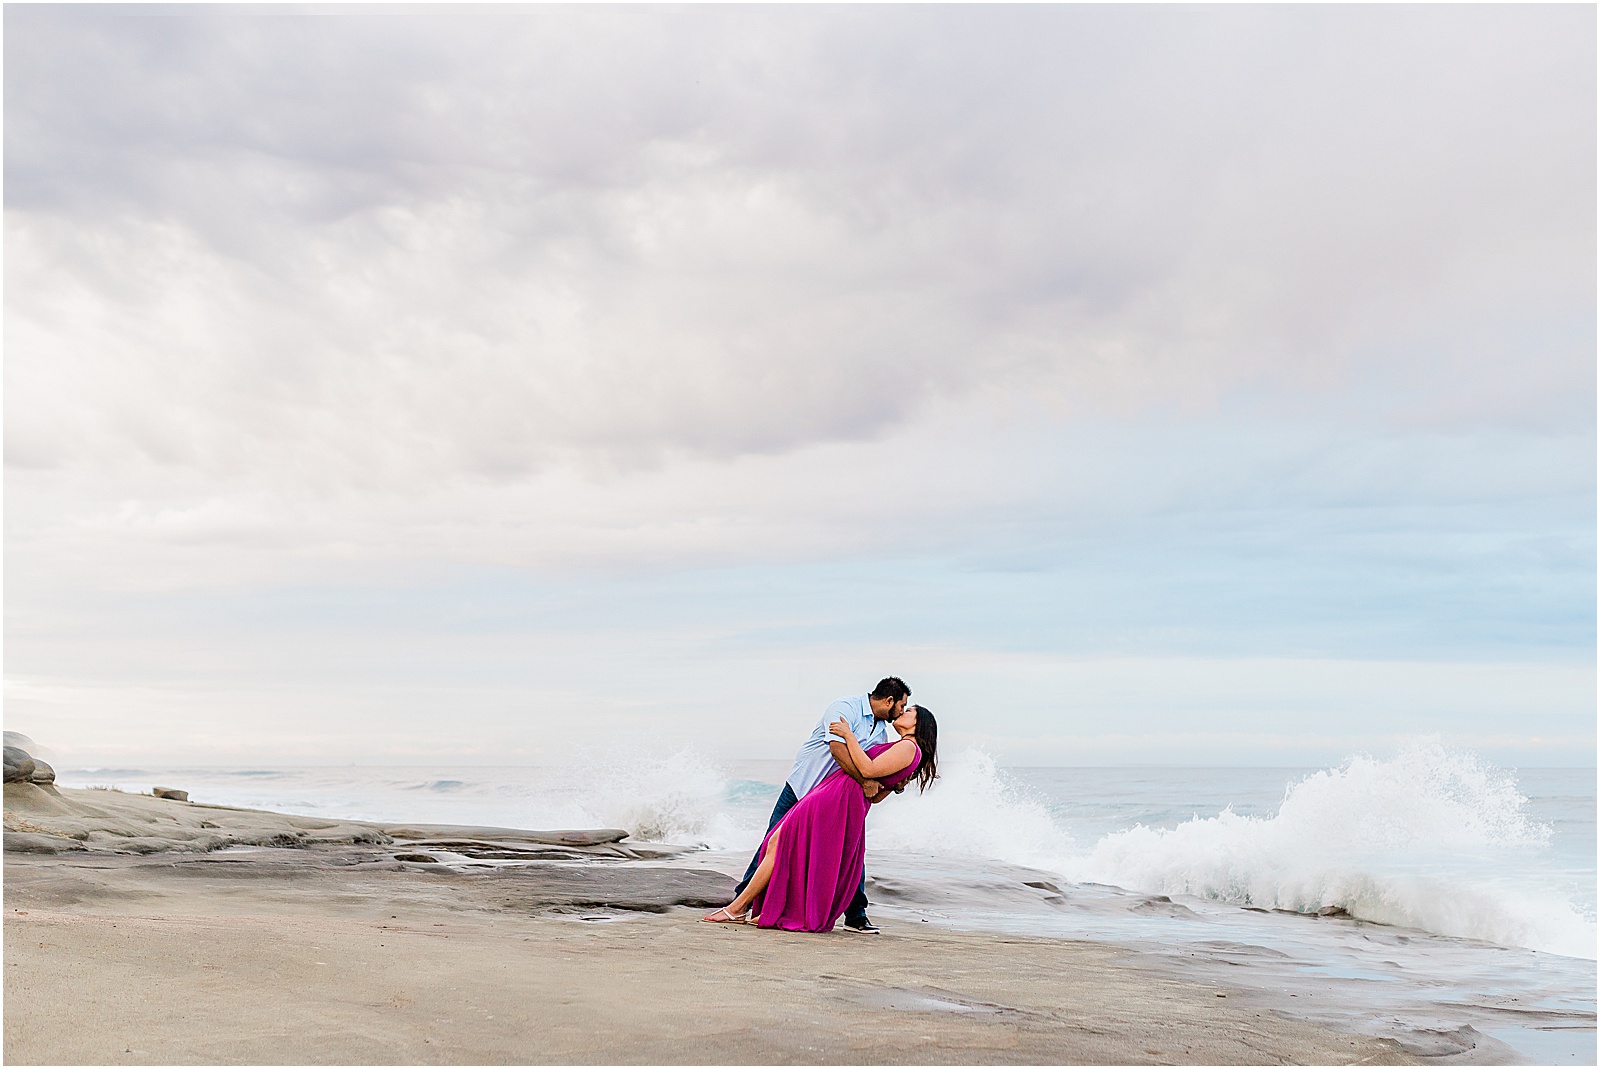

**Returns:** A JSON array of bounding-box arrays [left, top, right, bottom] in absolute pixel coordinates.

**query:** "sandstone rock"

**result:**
[[394, 853, 440, 863], [152, 788, 189, 802], [4, 781, 75, 814], [4, 747, 37, 784], [85, 834, 181, 854], [4, 831, 85, 854], [4, 737, 52, 785], [380, 824, 628, 846], [2, 784, 628, 862], [491, 866, 737, 913]]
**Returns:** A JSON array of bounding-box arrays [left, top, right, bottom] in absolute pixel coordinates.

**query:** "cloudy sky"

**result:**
[[6, 5, 1594, 768]]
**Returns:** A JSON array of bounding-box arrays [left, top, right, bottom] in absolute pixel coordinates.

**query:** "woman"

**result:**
[[704, 704, 939, 932]]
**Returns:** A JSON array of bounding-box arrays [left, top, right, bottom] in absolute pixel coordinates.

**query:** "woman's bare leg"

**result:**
[[722, 826, 783, 919]]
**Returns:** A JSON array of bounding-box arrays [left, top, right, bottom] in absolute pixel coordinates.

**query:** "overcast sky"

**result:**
[[6, 5, 1594, 768]]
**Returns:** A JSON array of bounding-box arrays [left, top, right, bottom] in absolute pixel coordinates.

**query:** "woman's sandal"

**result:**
[[701, 906, 750, 924]]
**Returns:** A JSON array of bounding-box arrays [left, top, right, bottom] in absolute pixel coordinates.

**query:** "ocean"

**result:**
[[57, 741, 1595, 1063]]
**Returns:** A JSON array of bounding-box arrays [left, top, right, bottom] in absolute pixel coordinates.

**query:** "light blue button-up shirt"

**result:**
[[785, 694, 892, 798]]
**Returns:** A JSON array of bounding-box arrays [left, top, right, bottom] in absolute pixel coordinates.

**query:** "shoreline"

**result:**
[[3, 784, 1423, 1064]]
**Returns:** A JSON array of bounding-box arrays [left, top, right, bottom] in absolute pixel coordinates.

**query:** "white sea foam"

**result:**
[[851, 741, 1594, 959], [1066, 741, 1595, 958], [585, 747, 752, 848], [868, 749, 1078, 869]]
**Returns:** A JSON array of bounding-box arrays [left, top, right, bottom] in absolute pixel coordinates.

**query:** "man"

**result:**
[[733, 676, 911, 933]]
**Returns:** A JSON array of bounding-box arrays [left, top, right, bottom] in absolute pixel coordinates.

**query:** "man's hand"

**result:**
[[861, 779, 882, 799]]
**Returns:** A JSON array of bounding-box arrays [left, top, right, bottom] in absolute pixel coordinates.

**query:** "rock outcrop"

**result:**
[[5, 736, 56, 784], [2, 783, 673, 864], [4, 747, 37, 784], [1, 737, 661, 868], [4, 782, 394, 855]]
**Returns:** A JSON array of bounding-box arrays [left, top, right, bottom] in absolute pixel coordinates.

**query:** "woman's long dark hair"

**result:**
[[907, 705, 938, 792]]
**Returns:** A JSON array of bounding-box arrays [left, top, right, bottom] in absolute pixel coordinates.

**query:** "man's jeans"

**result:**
[[734, 782, 870, 925]]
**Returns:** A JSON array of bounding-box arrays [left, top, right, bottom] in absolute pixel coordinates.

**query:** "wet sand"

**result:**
[[3, 785, 1415, 1065]]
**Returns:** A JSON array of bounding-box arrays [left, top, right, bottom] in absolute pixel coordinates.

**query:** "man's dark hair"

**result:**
[[869, 677, 910, 702]]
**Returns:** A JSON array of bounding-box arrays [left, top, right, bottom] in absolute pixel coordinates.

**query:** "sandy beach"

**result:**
[[3, 783, 1418, 1065]]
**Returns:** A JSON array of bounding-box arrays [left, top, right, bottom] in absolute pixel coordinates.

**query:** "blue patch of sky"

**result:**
[[161, 491, 1593, 667]]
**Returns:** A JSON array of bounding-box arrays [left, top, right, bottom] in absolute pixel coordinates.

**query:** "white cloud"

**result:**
[[8, 7, 1591, 489], [4, 7, 1592, 764]]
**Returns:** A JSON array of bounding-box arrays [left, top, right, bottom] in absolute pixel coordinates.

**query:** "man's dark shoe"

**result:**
[[842, 916, 881, 934]]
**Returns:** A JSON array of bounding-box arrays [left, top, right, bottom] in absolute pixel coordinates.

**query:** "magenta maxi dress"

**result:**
[[751, 740, 922, 933]]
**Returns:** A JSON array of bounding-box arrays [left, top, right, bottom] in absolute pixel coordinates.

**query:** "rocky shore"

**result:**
[[3, 779, 681, 860], [3, 779, 1417, 1065]]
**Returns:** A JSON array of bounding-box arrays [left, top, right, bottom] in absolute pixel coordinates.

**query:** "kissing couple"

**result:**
[[703, 677, 939, 933]]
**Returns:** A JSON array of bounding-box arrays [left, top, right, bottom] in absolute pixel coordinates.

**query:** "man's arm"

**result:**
[[829, 739, 876, 787], [829, 736, 881, 798]]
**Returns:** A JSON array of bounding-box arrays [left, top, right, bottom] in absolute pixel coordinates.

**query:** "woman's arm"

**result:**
[[830, 721, 915, 779]]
